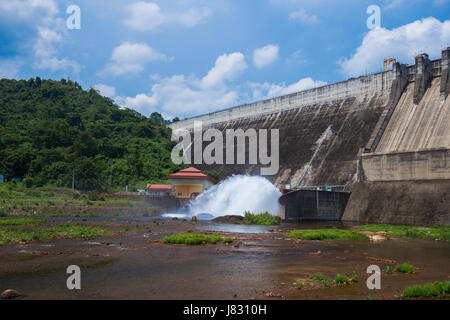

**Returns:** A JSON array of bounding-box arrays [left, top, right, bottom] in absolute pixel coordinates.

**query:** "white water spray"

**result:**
[[188, 175, 281, 217]]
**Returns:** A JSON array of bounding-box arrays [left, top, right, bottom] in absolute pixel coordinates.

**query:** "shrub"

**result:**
[[285, 229, 368, 240], [395, 262, 414, 273], [385, 265, 395, 273], [335, 272, 350, 284], [243, 211, 281, 225], [163, 233, 226, 245], [401, 281, 450, 298]]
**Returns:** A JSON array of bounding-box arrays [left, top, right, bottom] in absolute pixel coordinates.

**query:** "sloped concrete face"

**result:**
[[170, 72, 395, 188], [361, 76, 450, 182]]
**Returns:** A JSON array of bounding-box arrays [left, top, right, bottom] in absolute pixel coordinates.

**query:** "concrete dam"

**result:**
[[169, 49, 450, 225]]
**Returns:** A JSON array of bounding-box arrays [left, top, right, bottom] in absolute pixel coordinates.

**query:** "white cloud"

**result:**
[[0, 0, 58, 20], [33, 26, 81, 74], [253, 44, 279, 69], [115, 51, 327, 119], [288, 9, 318, 23], [339, 17, 450, 77], [0, 0, 81, 74], [201, 52, 247, 88], [0, 59, 23, 79], [122, 1, 212, 31], [100, 42, 169, 77], [249, 78, 327, 101], [116, 52, 247, 117], [93, 84, 116, 98]]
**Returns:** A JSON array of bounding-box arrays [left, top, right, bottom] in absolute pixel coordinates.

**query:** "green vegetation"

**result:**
[[357, 224, 450, 241], [0, 221, 111, 245], [223, 237, 233, 243], [243, 211, 281, 225], [300, 271, 357, 289], [0, 218, 43, 225], [0, 183, 157, 218], [0, 78, 184, 192], [335, 272, 350, 284], [284, 229, 369, 241], [296, 280, 303, 290], [401, 281, 450, 298], [162, 233, 229, 245], [395, 262, 414, 274], [384, 265, 395, 274]]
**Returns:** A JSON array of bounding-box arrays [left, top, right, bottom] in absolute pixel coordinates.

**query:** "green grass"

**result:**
[[163, 233, 228, 245], [223, 237, 233, 243], [334, 272, 350, 284], [284, 229, 369, 241], [357, 224, 450, 241], [0, 218, 43, 225], [243, 211, 281, 225], [401, 281, 450, 298], [301, 271, 357, 289], [395, 262, 414, 273], [385, 265, 395, 273], [0, 223, 111, 245]]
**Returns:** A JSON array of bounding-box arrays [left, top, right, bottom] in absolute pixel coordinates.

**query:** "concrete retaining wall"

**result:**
[[361, 148, 450, 181]]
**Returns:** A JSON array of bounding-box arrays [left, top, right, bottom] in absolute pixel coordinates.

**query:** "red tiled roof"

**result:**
[[146, 184, 172, 191], [168, 167, 216, 183]]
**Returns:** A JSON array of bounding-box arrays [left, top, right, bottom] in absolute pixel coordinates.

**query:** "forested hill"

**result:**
[[0, 77, 183, 191]]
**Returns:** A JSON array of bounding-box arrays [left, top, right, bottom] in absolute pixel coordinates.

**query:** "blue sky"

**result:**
[[0, 0, 449, 119]]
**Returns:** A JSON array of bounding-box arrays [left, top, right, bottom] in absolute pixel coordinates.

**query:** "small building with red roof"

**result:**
[[168, 167, 217, 199], [146, 184, 172, 196]]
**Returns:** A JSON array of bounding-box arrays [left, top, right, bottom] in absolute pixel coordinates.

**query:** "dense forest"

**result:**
[[0, 77, 184, 191]]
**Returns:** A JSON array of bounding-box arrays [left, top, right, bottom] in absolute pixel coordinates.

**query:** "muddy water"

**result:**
[[0, 218, 449, 300]]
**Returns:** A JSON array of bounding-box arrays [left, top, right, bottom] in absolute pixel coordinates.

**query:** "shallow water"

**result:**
[[1, 218, 449, 300]]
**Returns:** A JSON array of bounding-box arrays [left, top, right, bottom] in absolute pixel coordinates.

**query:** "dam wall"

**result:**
[[170, 71, 397, 187], [169, 49, 450, 225]]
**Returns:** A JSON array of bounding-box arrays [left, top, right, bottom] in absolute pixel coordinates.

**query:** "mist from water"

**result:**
[[188, 175, 281, 217]]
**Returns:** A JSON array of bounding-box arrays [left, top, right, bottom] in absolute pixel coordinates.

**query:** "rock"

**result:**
[[211, 215, 244, 224], [1, 289, 22, 300], [191, 216, 197, 223]]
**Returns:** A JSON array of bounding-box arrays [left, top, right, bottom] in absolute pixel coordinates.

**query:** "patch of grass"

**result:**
[[401, 281, 450, 298], [243, 211, 281, 225], [163, 233, 227, 245], [385, 265, 395, 274], [357, 224, 450, 241], [299, 271, 357, 289], [223, 237, 233, 243], [0, 218, 43, 226], [395, 262, 414, 273], [335, 272, 350, 284], [296, 280, 303, 289], [0, 223, 111, 245], [284, 229, 369, 241]]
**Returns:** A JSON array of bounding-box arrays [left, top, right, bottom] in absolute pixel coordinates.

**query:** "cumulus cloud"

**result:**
[[122, 1, 212, 31], [0, 0, 58, 20], [339, 17, 450, 77], [115, 51, 326, 119], [33, 26, 81, 73], [253, 45, 279, 69], [0, 0, 80, 74], [249, 78, 327, 101], [288, 9, 318, 23], [93, 84, 116, 98], [0, 59, 23, 79], [116, 52, 247, 117], [100, 42, 169, 77], [201, 52, 247, 88]]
